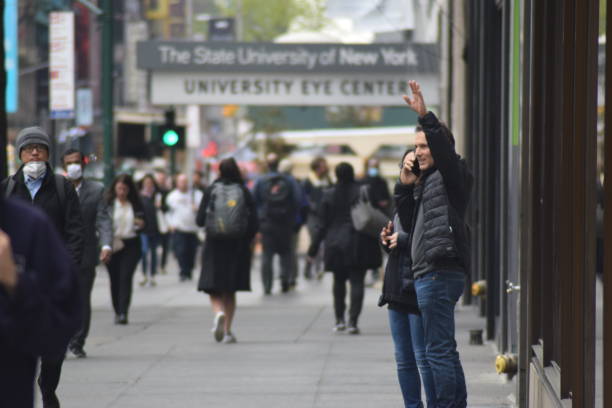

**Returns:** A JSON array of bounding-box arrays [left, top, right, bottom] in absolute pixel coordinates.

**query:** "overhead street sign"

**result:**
[[151, 72, 439, 106], [140, 41, 440, 106], [137, 41, 440, 74]]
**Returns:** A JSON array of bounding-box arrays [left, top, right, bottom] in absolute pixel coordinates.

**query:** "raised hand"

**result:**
[[402, 80, 427, 117]]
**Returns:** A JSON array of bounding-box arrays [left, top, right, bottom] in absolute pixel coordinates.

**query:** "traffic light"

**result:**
[[162, 129, 179, 147], [160, 109, 185, 149]]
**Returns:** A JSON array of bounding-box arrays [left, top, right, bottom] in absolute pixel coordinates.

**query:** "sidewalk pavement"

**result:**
[[49, 260, 515, 408]]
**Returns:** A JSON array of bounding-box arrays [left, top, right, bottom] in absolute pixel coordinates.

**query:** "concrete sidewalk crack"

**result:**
[[312, 341, 334, 408], [294, 305, 326, 343], [106, 344, 178, 408]]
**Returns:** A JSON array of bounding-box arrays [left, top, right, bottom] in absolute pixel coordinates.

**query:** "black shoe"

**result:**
[[69, 344, 87, 358], [347, 319, 360, 335], [115, 314, 128, 325], [281, 282, 290, 293]]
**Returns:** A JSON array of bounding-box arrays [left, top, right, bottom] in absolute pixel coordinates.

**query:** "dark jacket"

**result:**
[[78, 179, 112, 269], [2, 163, 85, 266], [378, 213, 420, 314], [0, 197, 81, 408], [196, 180, 258, 293], [363, 174, 392, 216], [139, 193, 160, 236], [307, 182, 382, 272], [397, 112, 473, 284]]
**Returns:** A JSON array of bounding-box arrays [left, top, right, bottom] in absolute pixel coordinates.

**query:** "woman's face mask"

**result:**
[[367, 167, 379, 177], [23, 161, 47, 179]]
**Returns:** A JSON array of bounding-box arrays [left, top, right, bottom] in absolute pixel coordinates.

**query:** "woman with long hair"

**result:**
[[106, 174, 145, 324], [138, 174, 161, 287], [307, 162, 382, 334], [196, 158, 258, 343]]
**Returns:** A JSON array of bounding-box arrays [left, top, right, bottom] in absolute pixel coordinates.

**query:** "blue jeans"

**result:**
[[388, 309, 437, 408], [140, 234, 159, 278], [415, 270, 467, 408], [172, 232, 199, 279]]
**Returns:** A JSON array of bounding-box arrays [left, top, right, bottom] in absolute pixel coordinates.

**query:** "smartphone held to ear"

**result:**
[[411, 159, 420, 176]]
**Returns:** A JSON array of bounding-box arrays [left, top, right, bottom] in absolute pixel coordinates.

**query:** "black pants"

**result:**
[[261, 229, 293, 294], [71, 265, 96, 348], [332, 269, 367, 325], [160, 232, 169, 269], [172, 231, 199, 279], [106, 237, 141, 316], [39, 355, 64, 408]]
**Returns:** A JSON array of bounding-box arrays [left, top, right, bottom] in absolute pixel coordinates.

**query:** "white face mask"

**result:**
[[66, 163, 83, 180], [23, 161, 47, 180]]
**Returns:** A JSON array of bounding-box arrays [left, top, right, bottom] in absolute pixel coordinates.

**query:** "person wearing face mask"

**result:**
[[61, 148, 113, 359], [361, 157, 391, 285], [1, 127, 85, 408]]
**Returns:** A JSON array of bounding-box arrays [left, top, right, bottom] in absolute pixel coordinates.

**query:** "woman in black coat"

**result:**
[[307, 162, 382, 334], [196, 158, 258, 344]]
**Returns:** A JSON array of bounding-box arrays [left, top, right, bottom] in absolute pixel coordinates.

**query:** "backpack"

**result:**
[[261, 174, 295, 223], [5, 174, 66, 207], [205, 183, 248, 238]]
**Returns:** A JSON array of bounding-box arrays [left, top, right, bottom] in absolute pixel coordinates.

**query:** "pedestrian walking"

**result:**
[[307, 162, 382, 334], [154, 169, 171, 274], [1, 127, 85, 408], [193, 170, 207, 193], [0, 195, 81, 408], [138, 174, 161, 287], [196, 158, 259, 343], [253, 153, 302, 294], [105, 174, 145, 325], [362, 157, 392, 284], [399, 80, 473, 407], [302, 156, 332, 280], [166, 173, 203, 281], [279, 158, 309, 289], [62, 148, 113, 358], [378, 149, 436, 408]]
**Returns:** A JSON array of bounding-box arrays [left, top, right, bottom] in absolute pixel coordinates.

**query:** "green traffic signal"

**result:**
[[162, 129, 179, 147]]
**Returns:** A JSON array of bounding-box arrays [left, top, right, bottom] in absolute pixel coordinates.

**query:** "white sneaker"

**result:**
[[212, 312, 225, 343], [222, 333, 237, 344]]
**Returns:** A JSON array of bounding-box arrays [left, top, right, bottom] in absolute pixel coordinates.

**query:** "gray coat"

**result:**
[[78, 179, 112, 269]]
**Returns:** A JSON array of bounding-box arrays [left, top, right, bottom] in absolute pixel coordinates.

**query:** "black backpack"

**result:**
[[261, 174, 295, 223], [4, 174, 66, 206]]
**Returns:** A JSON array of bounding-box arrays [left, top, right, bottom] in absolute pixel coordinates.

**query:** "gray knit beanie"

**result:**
[[16, 127, 51, 154]]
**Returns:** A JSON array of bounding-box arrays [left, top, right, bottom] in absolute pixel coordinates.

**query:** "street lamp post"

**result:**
[[101, 0, 114, 186]]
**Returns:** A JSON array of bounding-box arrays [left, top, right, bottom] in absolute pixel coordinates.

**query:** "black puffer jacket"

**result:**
[[397, 111, 473, 284], [307, 182, 382, 272], [2, 163, 85, 266]]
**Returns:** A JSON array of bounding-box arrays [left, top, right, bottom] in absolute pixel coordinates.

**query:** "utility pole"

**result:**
[[0, 0, 8, 180], [101, 0, 114, 186]]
